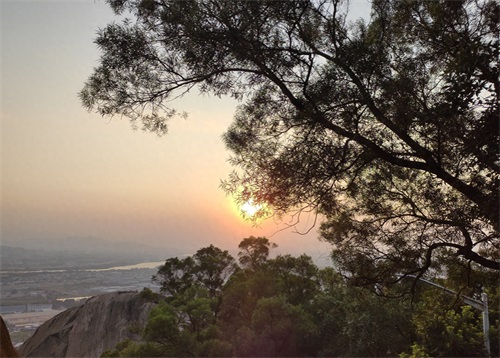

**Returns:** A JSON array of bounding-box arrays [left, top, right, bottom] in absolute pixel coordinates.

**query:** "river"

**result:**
[[0, 261, 164, 275], [88, 261, 164, 271]]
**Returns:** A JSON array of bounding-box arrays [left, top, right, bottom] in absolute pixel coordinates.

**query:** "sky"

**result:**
[[1, 0, 369, 263]]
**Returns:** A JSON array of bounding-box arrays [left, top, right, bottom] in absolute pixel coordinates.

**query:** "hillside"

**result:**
[[19, 291, 156, 357]]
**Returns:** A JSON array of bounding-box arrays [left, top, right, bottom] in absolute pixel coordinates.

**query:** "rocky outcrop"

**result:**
[[19, 291, 156, 357]]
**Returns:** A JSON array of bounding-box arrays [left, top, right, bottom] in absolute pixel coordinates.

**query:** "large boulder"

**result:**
[[19, 291, 156, 357]]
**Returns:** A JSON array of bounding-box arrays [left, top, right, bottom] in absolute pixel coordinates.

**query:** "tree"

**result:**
[[169, 286, 217, 342], [152, 257, 195, 296], [267, 254, 320, 305], [143, 302, 183, 354], [250, 296, 319, 357], [237, 236, 277, 270], [218, 248, 320, 356], [192, 244, 237, 298], [310, 280, 414, 357], [217, 266, 279, 337], [405, 256, 500, 357], [81, 0, 499, 284], [105, 241, 498, 357], [153, 245, 236, 299], [412, 303, 486, 357]]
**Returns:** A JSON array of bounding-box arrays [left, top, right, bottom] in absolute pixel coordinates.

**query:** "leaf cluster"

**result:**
[[83, 0, 499, 280], [103, 238, 499, 357]]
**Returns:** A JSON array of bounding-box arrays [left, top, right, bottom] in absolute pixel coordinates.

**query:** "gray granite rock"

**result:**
[[19, 291, 156, 357]]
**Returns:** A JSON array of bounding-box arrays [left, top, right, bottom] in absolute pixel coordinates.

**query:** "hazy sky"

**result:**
[[1, 0, 369, 262]]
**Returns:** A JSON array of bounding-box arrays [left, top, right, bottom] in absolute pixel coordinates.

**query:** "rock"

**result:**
[[19, 291, 156, 357]]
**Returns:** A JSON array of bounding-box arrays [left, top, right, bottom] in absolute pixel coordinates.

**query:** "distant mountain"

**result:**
[[3, 236, 167, 256], [0, 236, 185, 271]]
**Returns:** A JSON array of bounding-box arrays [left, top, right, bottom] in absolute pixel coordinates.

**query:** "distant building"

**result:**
[[0, 303, 52, 314], [0, 305, 26, 314], [27, 303, 52, 312], [2, 310, 62, 328]]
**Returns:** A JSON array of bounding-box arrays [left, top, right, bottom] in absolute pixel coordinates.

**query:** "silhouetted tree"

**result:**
[[192, 244, 237, 298], [152, 257, 195, 296], [268, 254, 320, 305], [82, 0, 499, 283], [153, 245, 236, 300], [237, 236, 277, 270]]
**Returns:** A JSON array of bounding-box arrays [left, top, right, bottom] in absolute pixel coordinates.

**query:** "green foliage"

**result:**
[[251, 296, 319, 357], [120, 341, 169, 357], [100, 339, 168, 358], [237, 236, 277, 270], [399, 344, 430, 358], [407, 256, 500, 356], [484, 286, 500, 356], [153, 245, 236, 299], [311, 284, 414, 357], [139, 287, 159, 302], [268, 254, 320, 305], [410, 292, 487, 357], [104, 240, 497, 357], [143, 301, 180, 347], [169, 286, 217, 339], [101, 348, 120, 357], [197, 339, 233, 357], [218, 267, 279, 335], [152, 256, 195, 296], [192, 244, 237, 298]]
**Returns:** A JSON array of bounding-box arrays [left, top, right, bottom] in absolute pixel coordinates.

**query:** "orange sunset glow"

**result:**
[[1, 1, 333, 262], [240, 200, 262, 218]]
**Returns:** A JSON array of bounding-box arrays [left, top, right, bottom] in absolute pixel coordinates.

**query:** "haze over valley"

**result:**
[[0, 237, 170, 346]]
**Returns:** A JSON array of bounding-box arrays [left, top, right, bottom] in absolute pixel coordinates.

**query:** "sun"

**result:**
[[240, 200, 262, 217]]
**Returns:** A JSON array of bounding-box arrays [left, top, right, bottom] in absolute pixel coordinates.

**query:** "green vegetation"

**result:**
[[101, 238, 499, 357]]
